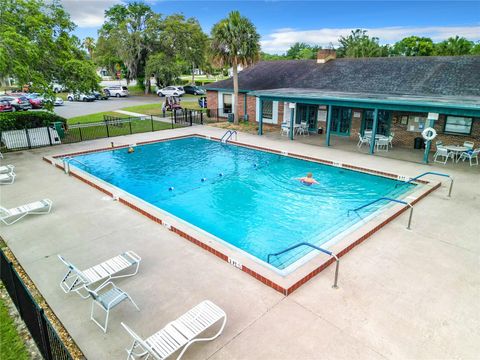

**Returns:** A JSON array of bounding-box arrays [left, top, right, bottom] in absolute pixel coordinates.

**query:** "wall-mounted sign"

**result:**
[[353, 111, 361, 118]]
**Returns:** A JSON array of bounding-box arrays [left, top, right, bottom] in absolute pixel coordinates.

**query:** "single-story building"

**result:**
[[205, 51, 480, 155]]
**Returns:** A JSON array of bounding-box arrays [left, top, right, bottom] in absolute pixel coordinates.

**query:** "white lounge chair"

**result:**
[[0, 172, 15, 185], [0, 164, 14, 174], [87, 281, 140, 333], [0, 199, 52, 225], [458, 148, 479, 166], [463, 141, 474, 150], [376, 138, 389, 152], [58, 251, 141, 299], [122, 300, 227, 360]]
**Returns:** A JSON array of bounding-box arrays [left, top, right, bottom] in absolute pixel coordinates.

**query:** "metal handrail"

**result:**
[[220, 130, 237, 143], [267, 242, 339, 289], [348, 197, 413, 230], [395, 171, 453, 197], [62, 157, 91, 174]]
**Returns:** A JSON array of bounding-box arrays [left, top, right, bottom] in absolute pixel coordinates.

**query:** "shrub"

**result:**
[[0, 111, 67, 131]]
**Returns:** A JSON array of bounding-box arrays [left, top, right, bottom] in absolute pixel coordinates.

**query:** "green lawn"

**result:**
[[121, 103, 163, 116], [0, 290, 30, 360], [67, 111, 128, 125]]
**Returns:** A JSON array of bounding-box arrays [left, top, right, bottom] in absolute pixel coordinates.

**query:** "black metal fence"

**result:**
[[0, 109, 234, 153], [0, 249, 74, 360]]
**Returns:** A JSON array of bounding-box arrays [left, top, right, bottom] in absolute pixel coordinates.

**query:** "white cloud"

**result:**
[[261, 25, 480, 54], [60, 0, 123, 28]]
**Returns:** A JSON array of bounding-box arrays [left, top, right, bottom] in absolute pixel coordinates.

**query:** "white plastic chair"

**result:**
[[433, 146, 454, 164], [0, 165, 14, 174], [458, 148, 479, 166], [0, 172, 15, 185], [122, 300, 227, 360], [463, 141, 474, 150], [388, 133, 394, 148], [376, 138, 389, 152], [357, 134, 369, 148], [87, 281, 140, 333], [0, 199, 52, 225], [58, 251, 141, 299], [298, 122, 309, 136], [280, 122, 289, 136]]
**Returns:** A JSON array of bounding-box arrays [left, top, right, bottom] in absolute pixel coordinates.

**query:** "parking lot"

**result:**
[[52, 95, 158, 119]]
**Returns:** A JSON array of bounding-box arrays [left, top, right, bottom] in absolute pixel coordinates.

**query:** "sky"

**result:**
[[62, 0, 480, 54]]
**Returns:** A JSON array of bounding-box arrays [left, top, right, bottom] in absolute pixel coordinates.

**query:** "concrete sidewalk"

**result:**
[[0, 126, 479, 359]]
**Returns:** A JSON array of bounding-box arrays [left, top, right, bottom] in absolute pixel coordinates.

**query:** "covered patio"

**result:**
[[252, 88, 480, 166]]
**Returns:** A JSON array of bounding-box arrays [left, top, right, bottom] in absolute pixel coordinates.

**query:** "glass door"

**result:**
[[296, 104, 318, 131], [331, 107, 352, 136], [362, 110, 391, 136]]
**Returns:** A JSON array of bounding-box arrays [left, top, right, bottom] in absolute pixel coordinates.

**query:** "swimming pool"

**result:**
[[68, 137, 415, 272]]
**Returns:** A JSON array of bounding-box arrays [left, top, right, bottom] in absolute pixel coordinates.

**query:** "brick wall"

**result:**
[[206, 90, 218, 111]]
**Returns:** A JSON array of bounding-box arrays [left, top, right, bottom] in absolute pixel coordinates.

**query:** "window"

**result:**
[[444, 116, 473, 135], [222, 94, 232, 113], [262, 100, 273, 119]]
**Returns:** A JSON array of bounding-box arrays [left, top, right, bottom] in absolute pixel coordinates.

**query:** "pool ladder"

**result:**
[[220, 130, 237, 144], [62, 157, 92, 174], [348, 197, 414, 230], [395, 171, 453, 197], [267, 242, 339, 289]]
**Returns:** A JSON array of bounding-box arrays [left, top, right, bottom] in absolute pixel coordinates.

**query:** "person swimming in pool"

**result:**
[[298, 172, 318, 185]]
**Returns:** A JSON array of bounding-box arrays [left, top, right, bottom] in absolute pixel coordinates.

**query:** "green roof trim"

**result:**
[[249, 88, 480, 117]]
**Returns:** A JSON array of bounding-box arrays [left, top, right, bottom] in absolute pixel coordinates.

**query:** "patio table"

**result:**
[[444, 145, 469, 162]]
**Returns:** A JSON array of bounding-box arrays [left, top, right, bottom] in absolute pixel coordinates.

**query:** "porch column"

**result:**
[[423, 113, 439, 164], [244, 93, 247, 120], [289, 102, 296, 140], [258, 98, 263, 135], [326, 105, 332, 146], [369, 108, 379, 154]]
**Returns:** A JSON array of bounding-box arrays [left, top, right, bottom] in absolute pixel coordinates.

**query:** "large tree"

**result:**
[[0, 0, 99, 106], [337, 29, 388, 58], [286, 42, 322, 59], [391, 36, 435, 56], [435, 36, 474, 56], [82, 37, 96, 59], [97, 2, 161, 90], [210, 11, 260, 124]]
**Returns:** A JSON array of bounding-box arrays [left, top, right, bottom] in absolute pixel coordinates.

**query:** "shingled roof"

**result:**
[[205, 56, 480, 97]]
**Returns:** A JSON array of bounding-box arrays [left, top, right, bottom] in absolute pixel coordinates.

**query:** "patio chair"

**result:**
[[280, 122, 289, 136], [357, 133, 369, 148], [121, 300, 227, 360], [298, 122, 309, 136], [87, 281, 140, 333], [435, 140, 443, 147], [463, 141, 474, 150], [58, 251, 141, 299], [433, 146, 454, 164], [0, 151, 3, 158], [0, 164, 14, 174], [0, 199, 52, 225], [0, 172, 15, 185], [458, 148, 479, 166], [376, 138, 389, 152], [388, 133, 394, 148]]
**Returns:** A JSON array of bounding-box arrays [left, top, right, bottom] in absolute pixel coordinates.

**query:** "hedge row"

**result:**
[[0, 111, 67, 131]]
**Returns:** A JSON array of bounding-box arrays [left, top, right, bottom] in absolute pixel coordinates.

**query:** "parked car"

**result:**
[[156, 86, 185, 97], [198, 96, 207, 108], [183, 85, 205, 95], [0, 99, 13, 112], [42, 95, 64, 106], [25, 93, 44, 109], [67, 93, 96, 102], [103, 86, 129, 97], [92, 90, 109, 100], [51, 83, 66, 93], [0, 95, 32, 111]]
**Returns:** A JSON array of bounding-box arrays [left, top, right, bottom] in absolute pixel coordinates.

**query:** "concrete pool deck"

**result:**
[[1, 126, 479, 359]]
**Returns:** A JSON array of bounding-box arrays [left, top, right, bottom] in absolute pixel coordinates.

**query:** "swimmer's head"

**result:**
[[306, 172, 313, 178], [128, 147, 134, 153]]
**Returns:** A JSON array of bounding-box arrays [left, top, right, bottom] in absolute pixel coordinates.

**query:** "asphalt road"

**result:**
[[53, 95, 198, 119]]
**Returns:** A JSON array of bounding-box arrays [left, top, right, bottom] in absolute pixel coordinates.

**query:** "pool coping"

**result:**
[[44, 134, 441, 295]]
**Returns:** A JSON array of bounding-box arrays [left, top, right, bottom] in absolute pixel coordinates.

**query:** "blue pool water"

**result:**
[[70, 137, 414, 271]]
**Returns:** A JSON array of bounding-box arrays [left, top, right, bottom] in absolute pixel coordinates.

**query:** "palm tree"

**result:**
[[210, 11, 260, 124], [83, 37, 96, 59]]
